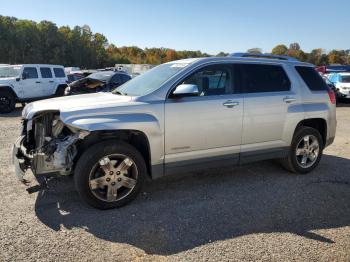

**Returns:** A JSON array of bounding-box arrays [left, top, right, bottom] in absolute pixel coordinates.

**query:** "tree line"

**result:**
[[0, 15, 349, 69]]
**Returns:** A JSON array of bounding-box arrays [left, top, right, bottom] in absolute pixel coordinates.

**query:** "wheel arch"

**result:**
[[294, 118, 327, 145], [75, 129, 153, 179], [0, 85, 18, 99]]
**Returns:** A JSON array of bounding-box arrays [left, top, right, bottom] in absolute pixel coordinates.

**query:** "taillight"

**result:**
[[328, 89, 336, 104]]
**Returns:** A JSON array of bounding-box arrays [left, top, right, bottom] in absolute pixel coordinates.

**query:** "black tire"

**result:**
[[0, 90, 16, 113], [55, 85, 66, 97], [280, 127, 324, 174], [74, 140, 146, 209]]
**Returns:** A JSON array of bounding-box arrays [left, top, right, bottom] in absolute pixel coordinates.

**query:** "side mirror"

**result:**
[[22, 73, 27, 80], [16, 77, 20, 82], [172, 84, 200, 98]]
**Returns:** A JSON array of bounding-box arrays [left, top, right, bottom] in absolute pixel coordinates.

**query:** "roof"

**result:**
[[169, 56, 312, 67], [0, 64, 64, 67]]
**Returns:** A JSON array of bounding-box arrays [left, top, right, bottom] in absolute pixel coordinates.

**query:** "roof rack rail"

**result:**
[[228, 52, 299, 62]]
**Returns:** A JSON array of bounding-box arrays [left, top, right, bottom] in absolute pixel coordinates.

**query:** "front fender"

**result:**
[[60, 111, 164, 168]]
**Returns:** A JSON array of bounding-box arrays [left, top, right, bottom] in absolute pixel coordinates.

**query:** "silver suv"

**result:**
[[12, 54, 337, 209]]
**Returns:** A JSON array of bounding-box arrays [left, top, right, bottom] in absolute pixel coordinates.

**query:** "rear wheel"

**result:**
[[280, 127, 323, 174], [74, 140, 146, 209], [0, 90, 15, 113]]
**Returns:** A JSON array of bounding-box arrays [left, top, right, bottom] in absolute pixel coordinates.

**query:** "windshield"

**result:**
[[341, 75, 350, 83], [113, 62, 189, 96], [0, 66, 21, 78], [88, 71, 114, 82]]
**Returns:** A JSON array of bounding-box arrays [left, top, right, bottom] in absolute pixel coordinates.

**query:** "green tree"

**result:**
[[271, 44, 288, 55]]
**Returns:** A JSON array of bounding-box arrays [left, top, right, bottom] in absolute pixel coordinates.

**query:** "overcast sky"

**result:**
[[1, 0, 349, 54]]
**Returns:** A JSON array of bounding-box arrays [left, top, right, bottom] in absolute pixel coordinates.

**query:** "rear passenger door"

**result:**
[[39, 67, 55, 96], [237, 63, 297, 162]]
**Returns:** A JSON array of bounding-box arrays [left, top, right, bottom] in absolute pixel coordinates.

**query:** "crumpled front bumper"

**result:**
[[12, 135, 26, 181]]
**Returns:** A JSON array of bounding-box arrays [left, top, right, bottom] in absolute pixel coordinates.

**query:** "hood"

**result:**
[[0, 77, 16, 84], [337, 82, 350, 88], [22, 92, 133, 119]]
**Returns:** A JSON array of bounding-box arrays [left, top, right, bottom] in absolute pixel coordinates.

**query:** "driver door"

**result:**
[[164, 64, 243, 174], [20, 66, 42, 98]]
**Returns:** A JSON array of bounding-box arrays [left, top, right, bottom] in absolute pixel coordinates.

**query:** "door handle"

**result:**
[[283, 96, 296, 103], [223, 100, 239, 108], [49, 80, 54, 83], [35, 81, 41, 84]]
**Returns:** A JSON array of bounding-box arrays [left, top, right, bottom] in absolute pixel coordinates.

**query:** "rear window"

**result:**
[[237, 64, 291, 93], [53, 68, 66, 78], [341, 75, 350, 83], [295, 66, 328, 91], [40, 67, 53, 78]]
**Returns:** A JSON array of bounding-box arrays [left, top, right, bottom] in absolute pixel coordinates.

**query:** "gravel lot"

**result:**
[[1, 104, 349, 262]]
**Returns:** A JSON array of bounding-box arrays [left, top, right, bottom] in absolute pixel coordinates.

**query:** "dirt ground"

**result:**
[[0, 104, 349, 262]]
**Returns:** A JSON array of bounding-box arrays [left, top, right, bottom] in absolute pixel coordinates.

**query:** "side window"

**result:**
[[53, 68, 66, 78], [238, 64, 291, 93], [180, 65, 233, 96], [295, 66, 329, 91], [40, 67, 53, 78], [22, 67, 38, 79], [121, 74, 131, 83]]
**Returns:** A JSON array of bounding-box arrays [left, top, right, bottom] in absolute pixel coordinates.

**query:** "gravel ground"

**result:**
[[0, 104, 349, 262]]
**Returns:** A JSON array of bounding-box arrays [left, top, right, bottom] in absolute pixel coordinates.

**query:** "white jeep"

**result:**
[[0, 64, 68, 113]]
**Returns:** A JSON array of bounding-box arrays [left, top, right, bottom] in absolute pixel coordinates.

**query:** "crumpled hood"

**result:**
[[22, 92, 133, 119]]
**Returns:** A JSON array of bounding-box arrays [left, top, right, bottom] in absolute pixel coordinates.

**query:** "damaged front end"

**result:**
[[12, 111, 89, 181]]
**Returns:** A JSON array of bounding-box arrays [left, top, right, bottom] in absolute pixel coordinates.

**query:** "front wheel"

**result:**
[[0, 90, 16, 113], [74, 141, 146, 209], [280, 127, 323, 174]]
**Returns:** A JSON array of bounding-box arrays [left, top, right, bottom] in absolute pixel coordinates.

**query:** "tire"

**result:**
[[55, 85, 66, 97], [0, 90, 16, 113], [74, 140, 147, 209], [280, 127, 324, 174]]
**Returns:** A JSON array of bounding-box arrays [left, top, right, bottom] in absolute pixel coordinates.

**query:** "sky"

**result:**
[[0, 0, 349, 55]]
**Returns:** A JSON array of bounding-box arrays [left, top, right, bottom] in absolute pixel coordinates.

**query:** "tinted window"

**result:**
[[180, 65, 232, 96], [340, 75, 350, 83], [238, 64, 290, 93], [40, 67, 52, 78], [23, 67, 38, 79], [121, 74, 131, 83], [53, 68, 66, 78], [295, 66, 328, 91], [110, 74, 121, 84]]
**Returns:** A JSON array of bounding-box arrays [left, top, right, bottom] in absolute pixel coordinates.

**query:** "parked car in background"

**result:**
[[67, 72, 84, 83], [65, 70, 131, 95], [13, 54, 336, 209], [0, 64, 67, 113], [327, 72, 350, 100]]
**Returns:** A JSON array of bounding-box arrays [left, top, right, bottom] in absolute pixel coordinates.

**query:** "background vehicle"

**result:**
[[65, 70, 131, 95], [0, 64, 67, 113], [327, 72, 350, 100], [13, 54, 336, 209]]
